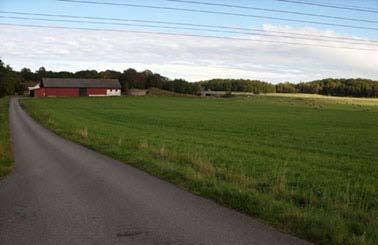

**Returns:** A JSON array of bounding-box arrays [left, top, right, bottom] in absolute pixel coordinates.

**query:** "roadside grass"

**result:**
[[0, 97, 13, 178], [265, 93, 378, 106], [20, 95, 378, 244]]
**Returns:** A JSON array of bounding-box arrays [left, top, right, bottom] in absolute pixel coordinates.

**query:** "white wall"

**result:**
[[106, 89, 121, 96]]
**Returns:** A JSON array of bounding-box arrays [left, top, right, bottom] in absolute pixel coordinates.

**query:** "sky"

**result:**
[[0, 0, 378, 83]]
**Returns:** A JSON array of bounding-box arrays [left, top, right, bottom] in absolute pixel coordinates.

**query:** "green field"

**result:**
[[0, 97, 13, 178], [21, 95, 378, 244]]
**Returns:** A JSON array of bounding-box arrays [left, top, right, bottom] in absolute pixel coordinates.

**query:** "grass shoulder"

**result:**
[[0, 97, 13, 178]]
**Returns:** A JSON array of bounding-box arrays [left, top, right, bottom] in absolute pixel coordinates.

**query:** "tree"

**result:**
[[35, 67, 47, 80], [146, 73, 167, 89], [99, 70, 122, 79], [199, 79, 275, 94], [276, 82, 296, 93], [0, 60, 17, 97], [122, 68, 145, 89], [20, 68, 36, 81], [74, 70, 99, 79]]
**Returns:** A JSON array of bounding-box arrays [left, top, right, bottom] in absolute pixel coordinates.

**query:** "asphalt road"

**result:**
[[0, 98, 309, 244]]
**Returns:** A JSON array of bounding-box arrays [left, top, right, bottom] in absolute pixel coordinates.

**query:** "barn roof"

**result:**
[[41, 78, 121, 88]]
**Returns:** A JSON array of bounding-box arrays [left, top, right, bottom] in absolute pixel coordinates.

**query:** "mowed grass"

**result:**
[[266, 93, 378, 106], [20, 95, 378, 244], [0, 97, 13, 178]]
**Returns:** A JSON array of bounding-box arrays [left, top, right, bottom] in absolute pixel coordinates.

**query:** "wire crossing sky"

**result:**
[[274, 0, 378, 13], [56, 0, 378, 31], [1, 11, 377, 48], [62, 0, 378, 24], [0, 0, 377, 83]]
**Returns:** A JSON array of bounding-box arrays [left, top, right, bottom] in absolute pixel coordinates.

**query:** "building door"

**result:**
[[79, 88, 87, 96]]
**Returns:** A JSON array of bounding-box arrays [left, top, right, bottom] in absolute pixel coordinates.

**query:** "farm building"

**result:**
[[29, 78, 121, 97], [126, 89, 148, 96], [200, 90, 254, 97]]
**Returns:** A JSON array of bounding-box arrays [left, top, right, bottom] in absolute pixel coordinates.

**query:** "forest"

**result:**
[[276, 79, 378, 97], [198, 79, 276, 94], [1, 59, 377, 98]]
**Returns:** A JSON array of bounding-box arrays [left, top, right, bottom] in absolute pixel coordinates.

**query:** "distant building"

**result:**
[[29, 78, 121, 97], [200, 90, 228, 97], [200, 90, 255, 97], [126, 89, 148, 96]]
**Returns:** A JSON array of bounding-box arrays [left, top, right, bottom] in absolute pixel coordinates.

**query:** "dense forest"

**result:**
[[0, 59, 377, 98], [201, 78, 378, 98], [198, 79, 276, 94], [276, 79, 378, 97]]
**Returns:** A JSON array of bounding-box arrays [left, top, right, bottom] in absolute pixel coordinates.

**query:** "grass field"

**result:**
[[20, 95, 378, 244], [265, 93, 378, 106], [0, 97, 13, 178]]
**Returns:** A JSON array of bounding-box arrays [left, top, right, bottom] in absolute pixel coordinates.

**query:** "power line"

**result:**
[[1, 22, 376, 52], [297, 0, 377, 10], [2, 11, 376, 44], [0, 11, 378, 46], [275, 0, 378, 14], [163, 0, 378, 24], [56, 0, 378, 31], [2, 15, 377, 47]]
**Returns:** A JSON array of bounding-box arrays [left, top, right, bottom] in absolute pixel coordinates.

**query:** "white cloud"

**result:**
[[0, 24, 377, 83]]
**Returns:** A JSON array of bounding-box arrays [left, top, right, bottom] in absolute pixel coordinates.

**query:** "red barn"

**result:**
[[29, 78, 122, 97]]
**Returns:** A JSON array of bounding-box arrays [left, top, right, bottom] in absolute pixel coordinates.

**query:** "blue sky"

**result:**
[[0, 0, 378, 82], [2, 0, 378, 38]]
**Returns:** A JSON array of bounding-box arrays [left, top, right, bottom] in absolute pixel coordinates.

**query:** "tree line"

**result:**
[[198, 79, 276, 94], [1, 59, 377, 98], [0, 60, 271, 97], [0, 60, 203, 97], [276, 79, 378, 98]]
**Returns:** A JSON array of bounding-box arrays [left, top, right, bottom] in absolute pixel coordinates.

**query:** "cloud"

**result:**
[[0, 24, 377, 83]]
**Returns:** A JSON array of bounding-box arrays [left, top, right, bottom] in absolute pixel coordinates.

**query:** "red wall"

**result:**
[[34, 88, 112, 97], [33, 88, 45, 97], [33, 87, 109, 97], [87, 88, 107, 96], [45, 88, 79, 97]]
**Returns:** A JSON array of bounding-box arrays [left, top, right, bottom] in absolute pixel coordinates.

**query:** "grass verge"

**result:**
[[0, 97, 13, 178]]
